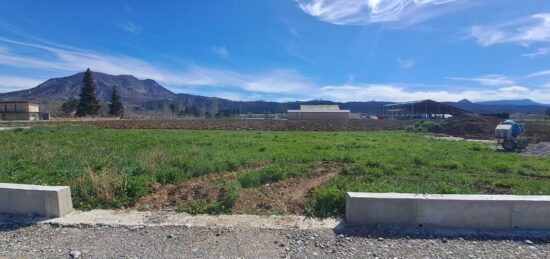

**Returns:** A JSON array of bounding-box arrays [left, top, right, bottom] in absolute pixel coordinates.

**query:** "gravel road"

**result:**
[[2, 221, 550, 258]]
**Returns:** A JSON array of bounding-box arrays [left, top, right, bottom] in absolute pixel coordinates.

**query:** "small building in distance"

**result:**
[[0, 101, 40, 120], [379, 99, 470, 119], [287, 105, 350, 120]]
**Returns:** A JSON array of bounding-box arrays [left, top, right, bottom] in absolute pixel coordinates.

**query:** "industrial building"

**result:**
[[0, 102, 40, 120], [379, 99, 470, 119], [287, 105, 350, 120]]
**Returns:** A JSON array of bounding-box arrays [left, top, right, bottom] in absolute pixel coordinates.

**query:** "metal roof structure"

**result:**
[[379, 99, 470, 117]]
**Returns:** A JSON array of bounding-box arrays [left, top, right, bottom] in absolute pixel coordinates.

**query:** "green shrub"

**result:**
[[406, 121, 442, 133], [308, 188, 346, 218]]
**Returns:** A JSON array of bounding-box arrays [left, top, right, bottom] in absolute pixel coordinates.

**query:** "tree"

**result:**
[[108, 87, 124, 117], [191, 106, 201, 117], [61, 98, 79, 116], [76, 68, 101, 117], [546, 108, 550, 116]]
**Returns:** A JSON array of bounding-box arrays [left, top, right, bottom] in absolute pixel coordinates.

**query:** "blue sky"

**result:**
[[1, 0, 550, 103]]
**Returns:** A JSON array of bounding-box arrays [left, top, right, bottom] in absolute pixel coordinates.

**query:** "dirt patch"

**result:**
[[134, 163, 264, 210], [232, 162, 342, 215], [473, 183, 513, 195], [522, 142, 550, 158], [439, 115, 550, 142], [0, 118, 416, 131], [439, 115, 502, 139], [134, 161, 342, 214]]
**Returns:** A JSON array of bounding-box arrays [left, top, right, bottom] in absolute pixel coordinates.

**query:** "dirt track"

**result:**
[[0, 118, 416, 131]]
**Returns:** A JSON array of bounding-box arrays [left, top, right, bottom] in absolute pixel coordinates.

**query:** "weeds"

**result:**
[[1, 125, 549, 216]]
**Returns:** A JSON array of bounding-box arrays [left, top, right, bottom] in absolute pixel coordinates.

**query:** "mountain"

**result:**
[[476, 99, 549, 107], [445, 99, 549, 114], [0, 72, 547, 115], [0, 71, 395, 115], [0, 72, 176, 104]]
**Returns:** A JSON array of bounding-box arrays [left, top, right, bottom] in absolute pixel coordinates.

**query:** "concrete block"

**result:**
[[512, 199, 550, 230], [0, 183, 73, 218], [416, 198, 512, 230], [346, 192, 550, 230], [346, 192, 418, 227]]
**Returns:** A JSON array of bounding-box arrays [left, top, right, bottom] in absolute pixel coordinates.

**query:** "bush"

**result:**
[[307, 188, 346, 218], [406, 121, 442, 133]]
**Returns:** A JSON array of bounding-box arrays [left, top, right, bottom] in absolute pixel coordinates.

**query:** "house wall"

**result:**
[[287, 112, 350, 120], [1, 103, 39, 113], [0, 113, 39, 121]]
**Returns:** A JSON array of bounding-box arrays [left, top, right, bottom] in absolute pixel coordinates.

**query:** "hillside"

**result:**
[[0, 72, 548, 115], [0, 72, 176, 104]]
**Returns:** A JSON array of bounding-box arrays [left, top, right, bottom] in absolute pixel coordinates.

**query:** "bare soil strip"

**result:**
[[233, 162, 342, 215], [134, 163, 265, 210], [135, 161, 342, 214], [0, 118, 415, 131]]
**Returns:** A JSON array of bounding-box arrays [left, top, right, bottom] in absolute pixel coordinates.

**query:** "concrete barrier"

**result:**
[[346, 192, 550, 230], [0, 183, 73, 218]]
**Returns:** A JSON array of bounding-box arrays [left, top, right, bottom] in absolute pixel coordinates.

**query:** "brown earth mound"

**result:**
[[439, 115, 550, 142], [439, 115, 501, 139]]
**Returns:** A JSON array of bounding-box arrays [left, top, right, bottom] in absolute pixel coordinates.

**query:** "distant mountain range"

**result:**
[[0, 71, 548, 115]]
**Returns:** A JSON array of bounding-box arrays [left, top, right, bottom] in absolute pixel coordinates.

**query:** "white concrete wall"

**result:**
[[287, 112, 350, 120], [346, 192, 550, 230], [0, 183, 73, 218]]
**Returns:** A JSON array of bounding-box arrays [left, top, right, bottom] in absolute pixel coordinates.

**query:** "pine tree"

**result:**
[[108, 87, 124, 117], [76, 68, 101, 117]]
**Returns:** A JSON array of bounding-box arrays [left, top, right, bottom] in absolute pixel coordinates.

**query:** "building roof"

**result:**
[[382, 99, 470, 115], [0, 101, 40, 105], [288, 104, 350, 113]]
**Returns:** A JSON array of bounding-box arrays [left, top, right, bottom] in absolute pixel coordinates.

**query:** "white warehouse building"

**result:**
[[287, 105, 350, 120]]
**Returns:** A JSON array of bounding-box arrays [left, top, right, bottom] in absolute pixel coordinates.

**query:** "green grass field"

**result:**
[[1, 125, 549, 217]]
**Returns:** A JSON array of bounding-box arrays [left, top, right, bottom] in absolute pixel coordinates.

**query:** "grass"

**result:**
[[1, 125, 549, 217]]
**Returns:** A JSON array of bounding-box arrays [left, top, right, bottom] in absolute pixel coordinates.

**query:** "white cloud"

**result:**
[[526, 70, 550, 78], [119, 22, 142, 34], [470, 13, 550, 46], [0, 75, 43, 92], [295, 0, 467, 26], [1, 36, 549, 103], [523, 48, 550, 58], [318, 84, 550, 103], [0, 37, 313, 96], [445, 74, 515, 86], [397, 58, 414, 69], [210, 46, 230, 60]]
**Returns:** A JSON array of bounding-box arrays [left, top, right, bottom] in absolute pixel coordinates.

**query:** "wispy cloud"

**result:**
[[119, 22, 142, 34], [0, 36, 313, 97], [123, 3, 134, 14], [318, 84, 550, 103], [523, 48, 550, 58], [0, 75, 43, 91], [470, 13, 550, 46], [1, 36, 549, 103], [295, 0, 469, 26], [210, 46, 230, 60], [526, 70, 550, 78], [445, 74, 515, 86], [397, 58, 414, 69]]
